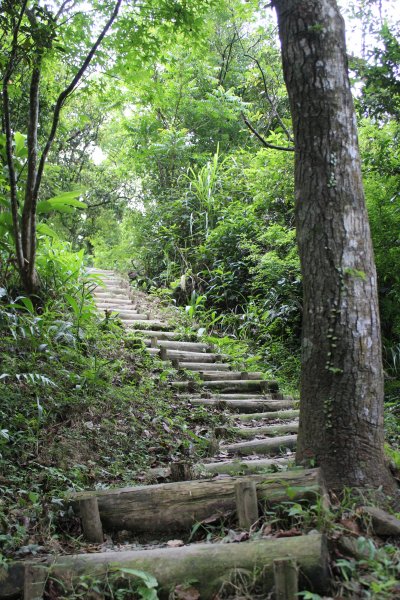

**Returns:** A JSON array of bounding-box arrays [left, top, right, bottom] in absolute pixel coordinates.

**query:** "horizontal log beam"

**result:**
[[233, 422, 299, 439], [68, 469, 317, 535], [221, 434, 297, 456], [197, 457, 290, 476], [238, 409, 300, 422], [2, 534, 329, 599]]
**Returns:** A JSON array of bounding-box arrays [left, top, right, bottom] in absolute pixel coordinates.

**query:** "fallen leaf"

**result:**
[[275, 528, 302, 538], [340, 518, 361, 535]]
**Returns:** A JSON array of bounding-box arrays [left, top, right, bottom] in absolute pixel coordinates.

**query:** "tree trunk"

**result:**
[[272, 0, 395, 491]]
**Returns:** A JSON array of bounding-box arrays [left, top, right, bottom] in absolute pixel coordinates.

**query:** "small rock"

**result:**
[[360, 506, 400, 536]]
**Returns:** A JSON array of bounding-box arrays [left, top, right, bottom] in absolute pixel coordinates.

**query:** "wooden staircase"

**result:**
[[2, 269, 329, 600]]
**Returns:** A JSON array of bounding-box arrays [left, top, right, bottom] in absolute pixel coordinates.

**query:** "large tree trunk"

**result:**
[[272, 0, 395, 491]]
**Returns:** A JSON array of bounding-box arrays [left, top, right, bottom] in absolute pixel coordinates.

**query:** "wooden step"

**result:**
[[94, 289, 127, 296], [189, 398, 293, 412], [8, 534, 328, 599], [143, 339, 211, 352], [233, 422, 299, 439], [198, 456, 290, 476], [238, 409, 299, 422], [124, 320, 169, 329], [101, 311, 149, 320], [221, 434, 297, 456], [94, 297, 136, 305], [179, 362, 231, 371], [68, 469, 318, 534], [200, 371, 264, 381], [161, 350, 228, 363], [133, 329, 182, 340], [172, 380, 278, 393]]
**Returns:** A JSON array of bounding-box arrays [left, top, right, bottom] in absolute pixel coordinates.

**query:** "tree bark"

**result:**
[[271, 0, 396, 491]]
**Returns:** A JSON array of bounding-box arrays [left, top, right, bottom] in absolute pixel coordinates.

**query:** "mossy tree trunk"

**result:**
[[271, 0, 396, 491]]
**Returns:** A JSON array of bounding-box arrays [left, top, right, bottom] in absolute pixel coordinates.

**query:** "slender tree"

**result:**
[[1, 0, 122, 293], [271, 0, 397, 492]]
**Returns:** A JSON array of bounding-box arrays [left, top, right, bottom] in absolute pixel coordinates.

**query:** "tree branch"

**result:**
[[34, 0, 123, 198], [245, 52, 293, 142], [241, 113, 295, 152]]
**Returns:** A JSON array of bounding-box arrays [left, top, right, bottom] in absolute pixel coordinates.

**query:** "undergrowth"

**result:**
[[0, 242, 224, 564]]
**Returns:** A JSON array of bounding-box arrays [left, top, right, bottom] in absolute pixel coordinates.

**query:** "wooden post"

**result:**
[[273, 557, 298, 600], [160, 347, 168, 361], [24, 564, 47, 600], [171, 358, 180, 369], [150, 336, 158, 348], [235, 479, 259, 529], [170, 462, 192, 481], [79, 497, 103, 543]]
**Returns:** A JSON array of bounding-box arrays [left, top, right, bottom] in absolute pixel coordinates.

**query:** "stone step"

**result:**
[[233, 421, 299, 439], [199, 371, 263, 381], [198, 456, 290, 476], [189, 398, 294, 413], [143, 339, 211, 352], [178, 362, 232, 371], [221, 434, 297, 456], [238, 409, 299, 422]]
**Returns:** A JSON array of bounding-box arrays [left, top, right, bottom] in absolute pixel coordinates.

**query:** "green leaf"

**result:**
[[14, 132, 28, 158], [65, 294, 80, 318], [37, 190, 86, 214], [36, 223, 59, 238], [116, 568, 158, 589]]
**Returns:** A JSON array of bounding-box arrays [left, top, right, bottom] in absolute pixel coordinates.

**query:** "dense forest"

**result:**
[[1, 0, 400, 598]]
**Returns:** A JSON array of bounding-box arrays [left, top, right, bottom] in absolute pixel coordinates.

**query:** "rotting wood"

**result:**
[[79, 497, 103, 543], [273, 557, 298, 600], [2, 534, 329, 599], [235, 479, 259, 529], [67, 469, 319, 534]]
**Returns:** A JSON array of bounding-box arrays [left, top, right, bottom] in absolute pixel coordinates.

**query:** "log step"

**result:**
[[143, 339, 211, 352], [199, 371, 264, 381], [189, 398, 293, 413], [68, 469, 318, 534], [238, 409, 300, 421], [133, 329, 183, 340], [198, 456, 290, 476], [178, 362, 232, 371], [101, 312, 149, 320], [124, 320, 170, 329], [159, 350, 229, 363], [233, 422, 299, 439], [221, 434, 297, 456], [5, 534, 328, 599], [172, 380, 278, 393]]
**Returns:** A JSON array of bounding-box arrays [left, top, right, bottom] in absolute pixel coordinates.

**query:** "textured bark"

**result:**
[[272, 0, 395, 491]]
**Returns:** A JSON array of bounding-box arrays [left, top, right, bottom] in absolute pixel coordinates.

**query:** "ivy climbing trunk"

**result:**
[[272, 0, 395, 491]]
